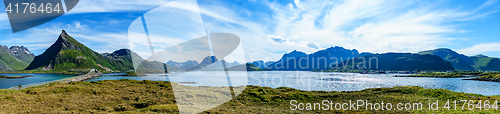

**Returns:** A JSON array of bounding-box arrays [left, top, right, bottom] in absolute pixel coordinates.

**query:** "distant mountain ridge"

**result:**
[[257, 46, 500, 71], [0, 45, 34, 71], [470, 55, 500, 71], [250, 60, 275, 69], [266, 46, 359, 71], [333, 53, 455, 71], [24, 30, 176, 72], [418, 48, 474, 70], [166, 60, 200, 70], [4, 31, 500, 72], [189, 56, 241, 71], [227, 63, 263, 71], [418, 48, 500, 71], [25, 30, 117, 71]]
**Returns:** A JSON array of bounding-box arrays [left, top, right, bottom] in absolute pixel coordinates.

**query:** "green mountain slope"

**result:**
[[227, 63, 264, 71], [25, 30, 118, 71], [25, 30, 178, 73], [0, 45, 34, 71], [332, 53, 455, 71], [267, 46, 359, 71], [418, 48, 474, 70], [470, 55, 500, 71]]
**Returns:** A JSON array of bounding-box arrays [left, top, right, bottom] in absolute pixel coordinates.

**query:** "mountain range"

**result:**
[[166, 60, 200, 70], [417, 48, 475, 70], [0, 45, 34, 71], [2, 30, 500, 72], [23, 30, 177, 73], [266, 46, 360, 71], [418, 48, 500, 71], [256, 47, 500, 71], [249, 60, 275, 69], [470, 54, 500, 71], [334, 53, 455, 71], [172, 56, 241, 71], [0, 30, 241, 73]]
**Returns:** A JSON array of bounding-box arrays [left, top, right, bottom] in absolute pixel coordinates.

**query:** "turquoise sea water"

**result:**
[[0, 73, 75, 89]]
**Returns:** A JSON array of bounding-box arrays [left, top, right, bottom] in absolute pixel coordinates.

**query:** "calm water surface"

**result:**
[[86, 71, 500, 95], [0, 73, 74, 89], [2, 71, 498, 95]]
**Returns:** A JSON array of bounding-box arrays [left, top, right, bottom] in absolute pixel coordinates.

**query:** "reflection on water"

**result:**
[[87, 71, 500, 95]]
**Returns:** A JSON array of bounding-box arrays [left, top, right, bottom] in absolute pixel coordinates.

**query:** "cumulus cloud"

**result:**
[[306, 43, 320, 49], [2, 0, 499, 62], [458, 43, 500, 55], [267, 35, 288, 44], [265, 0, 499, 54]]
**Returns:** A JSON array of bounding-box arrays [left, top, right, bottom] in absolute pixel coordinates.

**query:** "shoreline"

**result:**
[[0, 75, 33, 79], [463, 78, 500, 82], [393, 75, 478, 78], [7, 69, 102, 89]]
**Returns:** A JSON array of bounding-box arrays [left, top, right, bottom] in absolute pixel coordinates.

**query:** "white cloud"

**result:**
[[172, 0, 500, 62], [2, 0, 499, 63], [267, 35, 288, 44], [475, 0, 498, 12], [306, 43, 320, 49], [262, 0, 498, 54], [458, 43, 500, 55]]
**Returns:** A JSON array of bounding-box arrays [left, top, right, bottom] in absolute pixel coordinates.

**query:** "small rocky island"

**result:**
[[117, 71, 147, 76], [463, 72, 500, 82], [0, 75, 33, 79]]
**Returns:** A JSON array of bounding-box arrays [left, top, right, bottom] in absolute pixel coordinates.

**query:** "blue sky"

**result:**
[[0, 0, 499, 63]]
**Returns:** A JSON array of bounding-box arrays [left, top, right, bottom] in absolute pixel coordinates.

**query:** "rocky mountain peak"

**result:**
[[9, 46, 33, 56], [200, 56, 219, 65], [111, 49, 132, 56]]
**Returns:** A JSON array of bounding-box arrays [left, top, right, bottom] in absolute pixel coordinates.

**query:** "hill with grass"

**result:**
[[250, 60, 275, 69], [227, 63, 264, 71], [24, 30, 176, 73], [332, 53, 455, 71], [0, 80, 498, 113], [267, 46, 359, 71], [418, 48, 474, 70], [470, 55, 500, 71], [0, 45, 34, 71]]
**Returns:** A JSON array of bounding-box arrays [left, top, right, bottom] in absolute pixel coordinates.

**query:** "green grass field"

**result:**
[[0, 80, 498, 113]]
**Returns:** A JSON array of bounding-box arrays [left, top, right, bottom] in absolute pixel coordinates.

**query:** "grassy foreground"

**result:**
[[0, 80, 499, 113], [465, 72, 500, 82]]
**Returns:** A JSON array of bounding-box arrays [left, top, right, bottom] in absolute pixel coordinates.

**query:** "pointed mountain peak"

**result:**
[[61, 30, 67, 34], [435, 48, 455, 52], [25, 30, 101, 70], [111, 49, 133, 56], [288, 50, 305, 54], [199, 56, 219, 66], [471, 54, 488, 58], [60, 30, 69, 39], [419, 48, 459, 54]]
